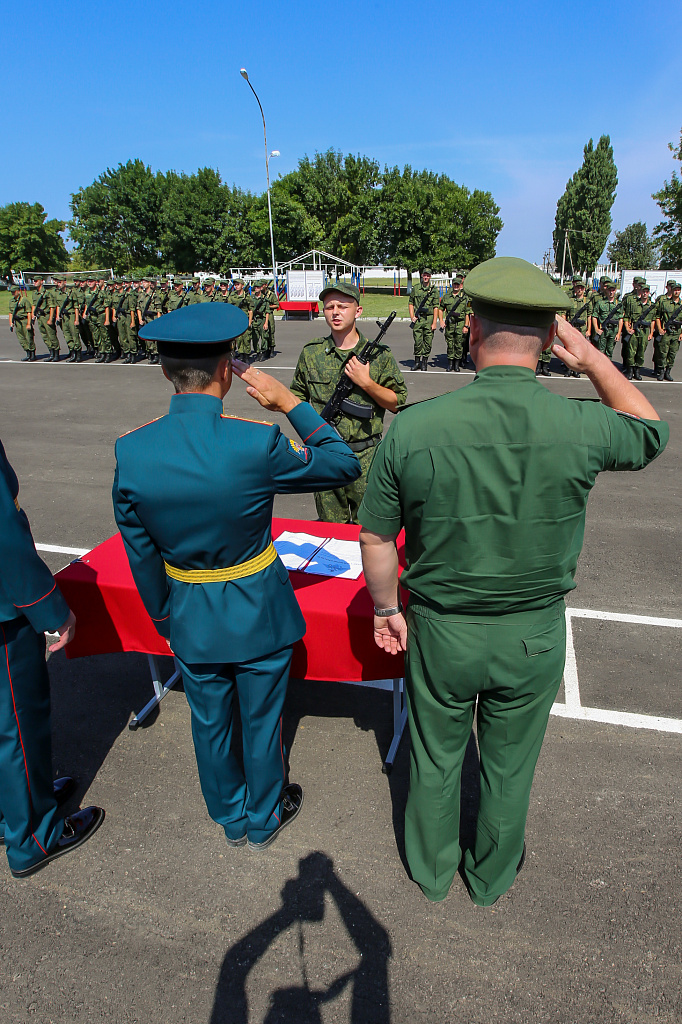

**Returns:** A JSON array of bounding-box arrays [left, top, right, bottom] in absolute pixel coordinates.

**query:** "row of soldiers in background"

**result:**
[[547, 273, 682, 382], [8, 275, 279, 365], [408, 269, 471, 372]]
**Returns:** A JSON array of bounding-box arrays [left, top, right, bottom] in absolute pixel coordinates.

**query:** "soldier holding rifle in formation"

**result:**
[[9, 285, 35, 360], [438, 275, 470, 372], [622, 281, 655, 380], [653, 279, 682, 381], [55, 278, 82, 361], [590, 278, 622, 360], [409, 269, 440, 370], [228, 279, 253, 361]]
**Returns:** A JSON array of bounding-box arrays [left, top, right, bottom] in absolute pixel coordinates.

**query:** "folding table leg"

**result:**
[[128, 655, 183, 730], [382, 676, 407, 774]]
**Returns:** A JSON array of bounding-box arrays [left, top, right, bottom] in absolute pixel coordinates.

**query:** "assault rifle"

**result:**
[[438, 293, 465, 333], [83, 290, 99, 320], [140, 290, 155, 324], [595, 300, 624, 334], [627, 303, 656, 335], [31, 290, 46, 320], [409, 289, 430, 330], [321, 311, 397, 426], [661, 302, 682, 336], [57, 292, 71, 323], [113, 291, 127, 320], [569, 299, 591, 330]]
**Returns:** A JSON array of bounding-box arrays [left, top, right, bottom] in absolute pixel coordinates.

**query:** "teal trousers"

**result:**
[[0, 618, 63, 873], [176, 645, 293, 844], [404, 603, 565, 906]]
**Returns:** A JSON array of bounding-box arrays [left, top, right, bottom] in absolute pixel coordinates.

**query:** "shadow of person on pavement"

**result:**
[[210, 852, 391, 1024]]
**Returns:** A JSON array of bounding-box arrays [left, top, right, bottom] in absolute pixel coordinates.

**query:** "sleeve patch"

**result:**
[[287, 439, 310, 462]]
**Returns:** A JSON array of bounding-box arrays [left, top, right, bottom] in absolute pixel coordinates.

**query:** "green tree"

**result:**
[[606, 222, 659, 270], [0, 202, 69, 276], [652, 131, 682, 268], [162, 167, 232, 272], [69, 159, 165, 272], [553, 135, 618, 277]]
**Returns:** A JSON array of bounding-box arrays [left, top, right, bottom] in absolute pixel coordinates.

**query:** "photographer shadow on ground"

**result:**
[[210, 851, 391, 1024]]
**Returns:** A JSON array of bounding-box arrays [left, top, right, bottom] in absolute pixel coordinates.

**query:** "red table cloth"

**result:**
[[55, 519, 406, 682]]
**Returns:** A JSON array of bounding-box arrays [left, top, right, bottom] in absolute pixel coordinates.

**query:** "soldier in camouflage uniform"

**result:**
[[185, 277, 203, 305], [9, 286, 35, 360], [137, 277, 164, 363], [128, 280, 141, 358], [554, 276, 589, 377], [213, 280, 231, 304], [622, 282, 655, 380], [31, 278, 59, 360], [55, 278, 82, 361], [228, 279, 253, 360], [111, 281, 133, 362], [408, 269, 440, 370], [590, 279, 622, 360], [653, 280, 682, 381], [77, 280, 94, 357], [290, 282, 407, 523], [262, 278, 279, 357], [165, 278, 188, 312], [438, 275, 470, 371], [89, 279, 114, 362], [201, 278, 217, 302], [250, 280, 272, 361]]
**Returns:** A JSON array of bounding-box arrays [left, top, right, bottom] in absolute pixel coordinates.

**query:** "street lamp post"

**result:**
[[240, 68, 278, 298]]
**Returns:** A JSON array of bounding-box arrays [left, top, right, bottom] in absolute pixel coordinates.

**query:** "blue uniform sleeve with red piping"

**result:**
[[268, 402, 361, 493], [112, 447, 171, 639], [0, 439, 70, 633]]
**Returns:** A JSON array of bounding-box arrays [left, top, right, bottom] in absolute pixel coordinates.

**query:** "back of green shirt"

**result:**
[[359, 366, 668, 616]]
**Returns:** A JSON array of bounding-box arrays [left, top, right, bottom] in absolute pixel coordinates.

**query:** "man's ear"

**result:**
[[541, 320, 558, 352], [469, 313, 482, 344], [355, 305, 363, 320]]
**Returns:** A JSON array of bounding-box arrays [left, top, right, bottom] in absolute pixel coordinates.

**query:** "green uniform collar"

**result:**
[[473, 364, 540, 382]]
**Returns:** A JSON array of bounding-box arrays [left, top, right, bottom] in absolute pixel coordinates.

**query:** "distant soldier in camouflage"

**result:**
[[201, 278, 217, 302], [653, 280, 682, 381], [213, 280, 232, 304], [290, 282, 407, 523], [250, 280, 272, 361], [262, 278, 279, 357], [137, 277, 164, 363], [590, 279, 622, 360], [166, 278, 189, 312], [9, 286, 35, 360], [622, 282, 655, 380], [408, 269, 440, 370], [185, 277, 203, 305], [88, 278, 114, 362], [438, 275, 470, 371], [228, 279, 253, 359], [31, 278, 59, 360], [554, 276, 588, 377], [55, 278, 82, 361], [112, 281, 134, 363]]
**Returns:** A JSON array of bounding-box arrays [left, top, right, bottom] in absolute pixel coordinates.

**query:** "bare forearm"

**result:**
[[359, 529, 400, 607], [587, 349, 660, 420], [363, 379, 399, 412]]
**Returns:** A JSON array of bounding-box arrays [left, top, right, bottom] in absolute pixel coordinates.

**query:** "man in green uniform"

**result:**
[[590, 279, 622, 359], [9, 286, 35, 360], [185, 277, 203, 305], [290, 282, 408, 523], [90, 278, 115, 362], [227, 279, 253, 360], [77, 280, 94, 358], [31, 278, 59, 360], [111, 281, 132, 363], [653, 280, 682, 381], [438, 276, 470, 372], [201, 278, 217, 302], [262, 278, 279, 358], [55, 278, 82, 361], [408, 269, 440, 370], [553, 275, 588, 377], [250, 280, 272, 361], [358, 257, 667, 907], [166, 277, 188, 312], [622, 282, 655, 380], [137, 277, 164, 363]]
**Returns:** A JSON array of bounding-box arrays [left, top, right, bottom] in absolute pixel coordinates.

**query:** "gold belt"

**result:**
[[164, 541, 277, 583]]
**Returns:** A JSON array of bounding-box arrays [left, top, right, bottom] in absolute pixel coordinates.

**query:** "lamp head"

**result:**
[[270, 150, 280, 157], [240, 68, 248, 80]]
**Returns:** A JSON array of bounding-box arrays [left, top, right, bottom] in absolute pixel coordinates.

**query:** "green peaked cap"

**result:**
[[464, 257, 572, 328]]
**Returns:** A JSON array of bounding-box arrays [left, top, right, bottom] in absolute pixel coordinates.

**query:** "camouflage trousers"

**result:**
[[36, 316, 59, 354], [314, 444, 377, 524], [654, 333, 680, 369], [14, 321, 35, 353], [444, 325, 466, 360], [58, 314, 81, 352], [592, 330, 617, 359], [252, 318, 275, 355], [622, 329, 649, 368], [412, 320, 435, 359], [235, 329, 251, 359]]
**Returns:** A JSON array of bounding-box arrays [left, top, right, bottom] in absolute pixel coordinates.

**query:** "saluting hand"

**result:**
[[551, 317, 599, 374], [233, 358, 301, 415]]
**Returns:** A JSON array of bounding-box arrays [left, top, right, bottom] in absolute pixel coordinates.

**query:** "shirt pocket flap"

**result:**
[[522, 624, 563, 657]]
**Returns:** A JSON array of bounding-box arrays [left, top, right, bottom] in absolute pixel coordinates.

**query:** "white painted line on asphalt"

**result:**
[[562, 608, 582, 710], [568, 607, 682, 629], [550, 703, 682, 734], [36, 543, 89, 556]]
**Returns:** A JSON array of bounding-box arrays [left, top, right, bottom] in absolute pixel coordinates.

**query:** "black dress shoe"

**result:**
[[10, 806, 105, 877], [248, 784, 303, 850]]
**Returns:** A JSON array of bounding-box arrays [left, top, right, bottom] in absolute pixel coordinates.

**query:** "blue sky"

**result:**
[[2, 0, 678, 265]]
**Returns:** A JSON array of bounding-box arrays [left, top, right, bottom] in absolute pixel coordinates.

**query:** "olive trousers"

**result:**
[[412, 319, 435, 360], [404, 603, 565, 907]]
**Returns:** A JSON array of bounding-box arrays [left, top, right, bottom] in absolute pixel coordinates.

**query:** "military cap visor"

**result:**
[[319, 282, 361, 305], [139, 302, 249, 355], [464, 256, 572, 328]]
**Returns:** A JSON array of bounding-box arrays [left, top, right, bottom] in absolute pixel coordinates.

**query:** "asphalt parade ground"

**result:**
[[0, 316, 680, 1024]]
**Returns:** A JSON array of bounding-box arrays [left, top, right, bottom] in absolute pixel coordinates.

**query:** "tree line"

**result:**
[[0, 151, 503, 279]]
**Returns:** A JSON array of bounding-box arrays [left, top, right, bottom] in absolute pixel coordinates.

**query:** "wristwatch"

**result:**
[[373, 600, 403, 617]]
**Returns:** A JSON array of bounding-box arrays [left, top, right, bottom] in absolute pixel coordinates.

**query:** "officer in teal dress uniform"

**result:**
[[0, 441, 105, 877], [112, 304, 361, 849]]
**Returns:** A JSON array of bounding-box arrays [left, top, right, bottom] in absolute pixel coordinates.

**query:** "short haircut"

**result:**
[[158, 341, 232, 393], [475, 314, 548, 360]]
